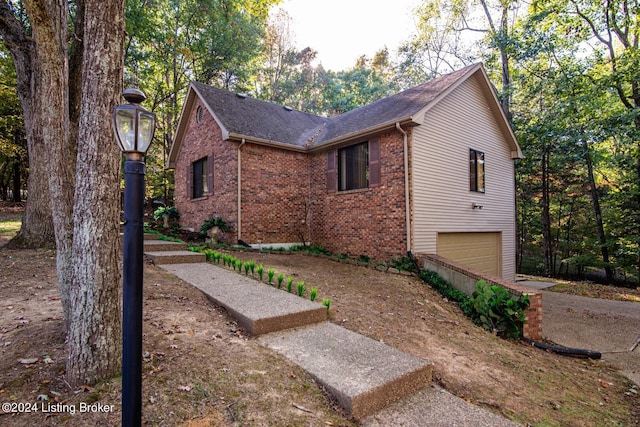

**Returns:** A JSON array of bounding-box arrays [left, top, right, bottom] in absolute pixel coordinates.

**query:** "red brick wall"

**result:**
[[309, 130, 408, 260], [239, 144, 310, 244], [175, 100, 410, 261], [174, 98, 238, 243]]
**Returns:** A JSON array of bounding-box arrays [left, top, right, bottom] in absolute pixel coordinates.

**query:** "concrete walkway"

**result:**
[[146, 239, 518, 424]]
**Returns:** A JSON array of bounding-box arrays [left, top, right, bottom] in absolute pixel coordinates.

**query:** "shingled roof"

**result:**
[[169, 63, 519, 167], [191, 81, 328, 147]]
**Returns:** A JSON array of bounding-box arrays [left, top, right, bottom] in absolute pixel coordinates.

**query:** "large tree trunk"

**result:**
[[0, 1, 55, 250], [65, 0, 124, 385], [22, 0, 75, 330], [6, 145, 55, 249], [7, 0, 124, 387]]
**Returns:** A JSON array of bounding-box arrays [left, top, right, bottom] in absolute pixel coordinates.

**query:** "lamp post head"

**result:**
[[122, 88, 147, 104], [113, 88, 156, 157]]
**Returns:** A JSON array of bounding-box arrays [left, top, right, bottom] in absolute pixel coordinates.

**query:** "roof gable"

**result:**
[[192, 82, 329, 147], [168, 63, 522, 168]]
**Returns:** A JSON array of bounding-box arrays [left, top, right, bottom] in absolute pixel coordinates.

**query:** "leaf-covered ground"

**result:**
[[1, 207, 639, 426]]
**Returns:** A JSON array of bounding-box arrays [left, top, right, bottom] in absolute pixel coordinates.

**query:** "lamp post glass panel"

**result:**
[[113, 88, 155, 426]]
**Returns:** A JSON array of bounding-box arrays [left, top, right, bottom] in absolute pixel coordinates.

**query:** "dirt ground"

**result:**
[[1, 209, 639, 426]]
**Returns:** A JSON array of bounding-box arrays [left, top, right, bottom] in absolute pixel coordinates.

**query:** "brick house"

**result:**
[[168, 63, 523, 279]]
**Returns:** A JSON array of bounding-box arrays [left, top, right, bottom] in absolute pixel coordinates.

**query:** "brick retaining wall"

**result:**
[[417, 253, 542, 340]]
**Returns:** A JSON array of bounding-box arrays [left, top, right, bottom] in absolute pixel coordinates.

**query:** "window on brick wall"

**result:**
[[469, 149, 485, 193], [330, 138, 380, 192], [191, 155, 213, 199]]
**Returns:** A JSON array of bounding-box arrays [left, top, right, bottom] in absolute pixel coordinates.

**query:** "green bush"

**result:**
[[390, 256, 416, 272], [153, 206, 179, 221], [419, 271, 528, 339], [469, 280, 530, 339], [419, 270, 471, 312], [199, 216, 228, 234]]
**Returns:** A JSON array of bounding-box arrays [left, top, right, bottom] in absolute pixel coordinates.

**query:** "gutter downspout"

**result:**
[[237, 139, 246, 243], [396, 122, 411, 254]]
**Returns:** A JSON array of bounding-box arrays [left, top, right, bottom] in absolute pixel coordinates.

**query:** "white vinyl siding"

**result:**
[[412, 75, 517, 279]]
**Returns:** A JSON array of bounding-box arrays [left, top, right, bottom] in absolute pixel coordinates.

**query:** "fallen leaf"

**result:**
[[177, 385, 191, 392], [292, 403, 313, 413], [19, 358, 39, 365]]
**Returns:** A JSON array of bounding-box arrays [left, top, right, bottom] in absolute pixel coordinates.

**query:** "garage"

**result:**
[[437, 232, 502, 277]]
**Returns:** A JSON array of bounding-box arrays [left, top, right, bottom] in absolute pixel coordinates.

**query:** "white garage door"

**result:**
[[437, 232, 502, 277]]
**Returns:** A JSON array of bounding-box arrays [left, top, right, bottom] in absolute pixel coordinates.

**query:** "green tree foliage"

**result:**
[[511, 0, 640, 281], [124, 0, 281, 202], [0, 44, 25, 201], [3, 0, 638, 283]]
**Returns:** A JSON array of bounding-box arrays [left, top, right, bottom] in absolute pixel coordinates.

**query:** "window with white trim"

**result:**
[[469, 149, 485, 193]]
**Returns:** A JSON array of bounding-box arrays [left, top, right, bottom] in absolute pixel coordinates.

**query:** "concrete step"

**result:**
[[143, 239, 187, 252], [145, 250, 205, 264], [259, 322, 433, 419], [158, 263, 327, 335]]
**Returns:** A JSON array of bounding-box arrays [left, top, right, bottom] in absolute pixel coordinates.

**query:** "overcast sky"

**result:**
[[275, 0, 421, 71]]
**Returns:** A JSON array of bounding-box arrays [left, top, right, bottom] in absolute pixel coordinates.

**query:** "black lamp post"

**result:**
[[113, 88, 155, 427]]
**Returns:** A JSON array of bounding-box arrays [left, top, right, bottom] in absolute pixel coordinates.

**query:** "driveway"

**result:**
[[523, 281, 640, 386]]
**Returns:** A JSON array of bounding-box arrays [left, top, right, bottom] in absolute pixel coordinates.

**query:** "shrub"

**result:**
[[257, 265, 264, 281], [469, 280, 530, 339], [322, 298, 331, 313], [296, 281, 306, 297], [267, 268, 275, 285], [310, 287, 318, 302], [419, 270, 470, 310], [244, 260, 255, 276], [199, 216, 228, 234], [153, 206, 179, 228], [390, 256, 417, 272], [286, 277, 294, 293], [276, 273, 285, 289]]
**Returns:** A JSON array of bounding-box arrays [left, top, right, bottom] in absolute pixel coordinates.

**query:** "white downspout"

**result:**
[[237, 139, 246, 243], [396, 123, 411, 253]]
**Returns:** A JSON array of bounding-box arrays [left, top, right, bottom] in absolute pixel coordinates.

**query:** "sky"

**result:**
[[275, 0, 422, 71]]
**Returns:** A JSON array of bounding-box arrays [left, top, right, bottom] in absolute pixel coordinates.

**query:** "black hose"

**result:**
[[237, 239, 251, 248], [407, 251, 421, 274], [521, 338, 602, 359]]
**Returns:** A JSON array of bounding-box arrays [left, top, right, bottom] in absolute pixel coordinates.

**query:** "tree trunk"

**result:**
[[584, 144, 614, 283], [64, 0, 125, 386], [541, 146, 552, 276], [11, 155, 20, 202], [23, 0, 75, 329], [11, 0, 124, 386], [6, 149, 55, 249], [0, 0, 56, 250]]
